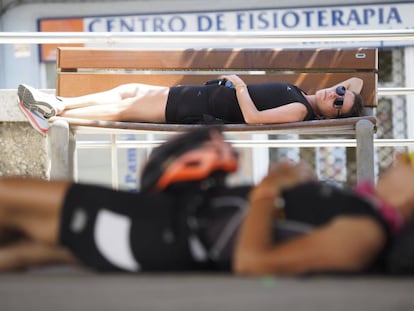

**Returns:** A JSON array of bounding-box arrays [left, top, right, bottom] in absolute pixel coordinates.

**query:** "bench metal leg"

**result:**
[[48, 119, 76, 180], [356, 119, 375, 183]]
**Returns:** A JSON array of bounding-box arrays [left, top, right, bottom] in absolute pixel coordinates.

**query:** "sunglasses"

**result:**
[[333, 85, 346, 117]]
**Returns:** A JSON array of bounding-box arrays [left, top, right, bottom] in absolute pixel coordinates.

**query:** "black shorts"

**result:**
[[59, 184, 200, 272], [165, 85, 242, 123], [165, 85, 211, 123]]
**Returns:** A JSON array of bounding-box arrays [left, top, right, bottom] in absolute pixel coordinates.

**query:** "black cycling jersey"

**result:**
[[59, 181, 394, 273]]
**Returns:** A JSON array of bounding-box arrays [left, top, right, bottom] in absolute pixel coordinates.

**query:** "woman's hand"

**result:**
[[336, 77, 363, 94], [235, 161, 319, 275], [221, 75, 247, 89], [250, 161, 317, 203], [376, 154, 414, 219]]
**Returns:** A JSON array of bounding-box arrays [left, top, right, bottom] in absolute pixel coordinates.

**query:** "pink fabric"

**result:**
[[354, 181, 404, 236]]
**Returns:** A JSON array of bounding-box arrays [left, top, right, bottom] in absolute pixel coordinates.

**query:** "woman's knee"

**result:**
[[112, 83, 142, 99]]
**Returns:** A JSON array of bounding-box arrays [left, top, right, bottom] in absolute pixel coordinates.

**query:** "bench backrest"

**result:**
[[56, 47, 377, 109]]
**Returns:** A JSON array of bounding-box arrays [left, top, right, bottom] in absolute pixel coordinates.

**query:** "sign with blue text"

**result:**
[[39, 2, 414, 61], [84, 4, 408, 32]]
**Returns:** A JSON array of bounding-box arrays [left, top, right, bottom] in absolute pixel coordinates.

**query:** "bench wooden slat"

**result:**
[[54, 116, 377, 135], [57, 72, 376, 107], [57, 48, 377, 71]]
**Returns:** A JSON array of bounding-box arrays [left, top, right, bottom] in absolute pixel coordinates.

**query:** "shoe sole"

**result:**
[[17, 98, 49, 135], [17, 84, 56, 118]]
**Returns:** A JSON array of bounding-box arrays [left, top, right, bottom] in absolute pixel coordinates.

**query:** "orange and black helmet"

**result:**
[[140, 127, 238, 192]]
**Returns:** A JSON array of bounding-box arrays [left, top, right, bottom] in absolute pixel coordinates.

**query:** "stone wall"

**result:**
[[0, 89, 49, 179]]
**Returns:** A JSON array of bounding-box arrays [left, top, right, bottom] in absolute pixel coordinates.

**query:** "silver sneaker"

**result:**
[[17, 84, 59, 119], [17, 98, 50, 135]]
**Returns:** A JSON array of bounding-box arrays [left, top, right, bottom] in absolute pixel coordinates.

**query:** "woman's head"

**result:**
[[140, 127, 238, 192], [314, 86, 364, 119]]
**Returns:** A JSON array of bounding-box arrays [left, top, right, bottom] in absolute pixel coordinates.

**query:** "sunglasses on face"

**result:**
[[333, 85, 346, 117]]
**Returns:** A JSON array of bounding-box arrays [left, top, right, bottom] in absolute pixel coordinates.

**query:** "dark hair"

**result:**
[[338, 92, 364, 118]]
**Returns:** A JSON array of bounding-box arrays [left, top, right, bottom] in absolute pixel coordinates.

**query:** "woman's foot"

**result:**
[[0, 239, 78, 272], [17, 98, 50, 135], [17, 84, 63, 118], [0, 228, 24, 246]]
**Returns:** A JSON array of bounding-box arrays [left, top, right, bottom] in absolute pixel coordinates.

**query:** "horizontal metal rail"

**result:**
[[76, 137, 414, 188], [378, 87, 414, 95], [75, 138, 414, 149], [1, 29, 414, 45]]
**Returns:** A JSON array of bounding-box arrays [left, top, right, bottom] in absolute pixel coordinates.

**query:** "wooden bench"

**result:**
[[48, 47, 378, 184]]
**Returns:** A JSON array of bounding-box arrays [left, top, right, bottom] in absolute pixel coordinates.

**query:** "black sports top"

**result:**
[[199, 182, 391, 273], [166, 82, 315, 123]]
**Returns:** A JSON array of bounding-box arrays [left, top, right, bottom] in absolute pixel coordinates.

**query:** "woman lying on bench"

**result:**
[[0, 127, 413, 275], [17, 75, 363, 135]]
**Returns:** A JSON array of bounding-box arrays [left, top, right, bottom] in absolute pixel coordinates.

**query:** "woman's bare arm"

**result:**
[[233, 161, 385, 276], [335, 77, 364, 94]]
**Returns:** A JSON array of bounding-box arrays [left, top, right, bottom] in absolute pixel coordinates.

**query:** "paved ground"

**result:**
[[1, 268, 414, 311]]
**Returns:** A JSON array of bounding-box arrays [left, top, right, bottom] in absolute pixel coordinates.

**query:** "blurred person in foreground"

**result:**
[[0, 127, 413, 276]]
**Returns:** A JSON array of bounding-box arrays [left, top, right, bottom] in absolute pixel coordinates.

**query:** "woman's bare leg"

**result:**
[[0, 178, 80, 271], [0, 178, 71, 245], [58, 83, 169, 122], [0, 239, 78, 271]]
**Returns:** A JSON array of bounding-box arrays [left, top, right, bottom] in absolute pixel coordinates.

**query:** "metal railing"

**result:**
[[1, 29, 414, 45], [75, 138, 414, 149]]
